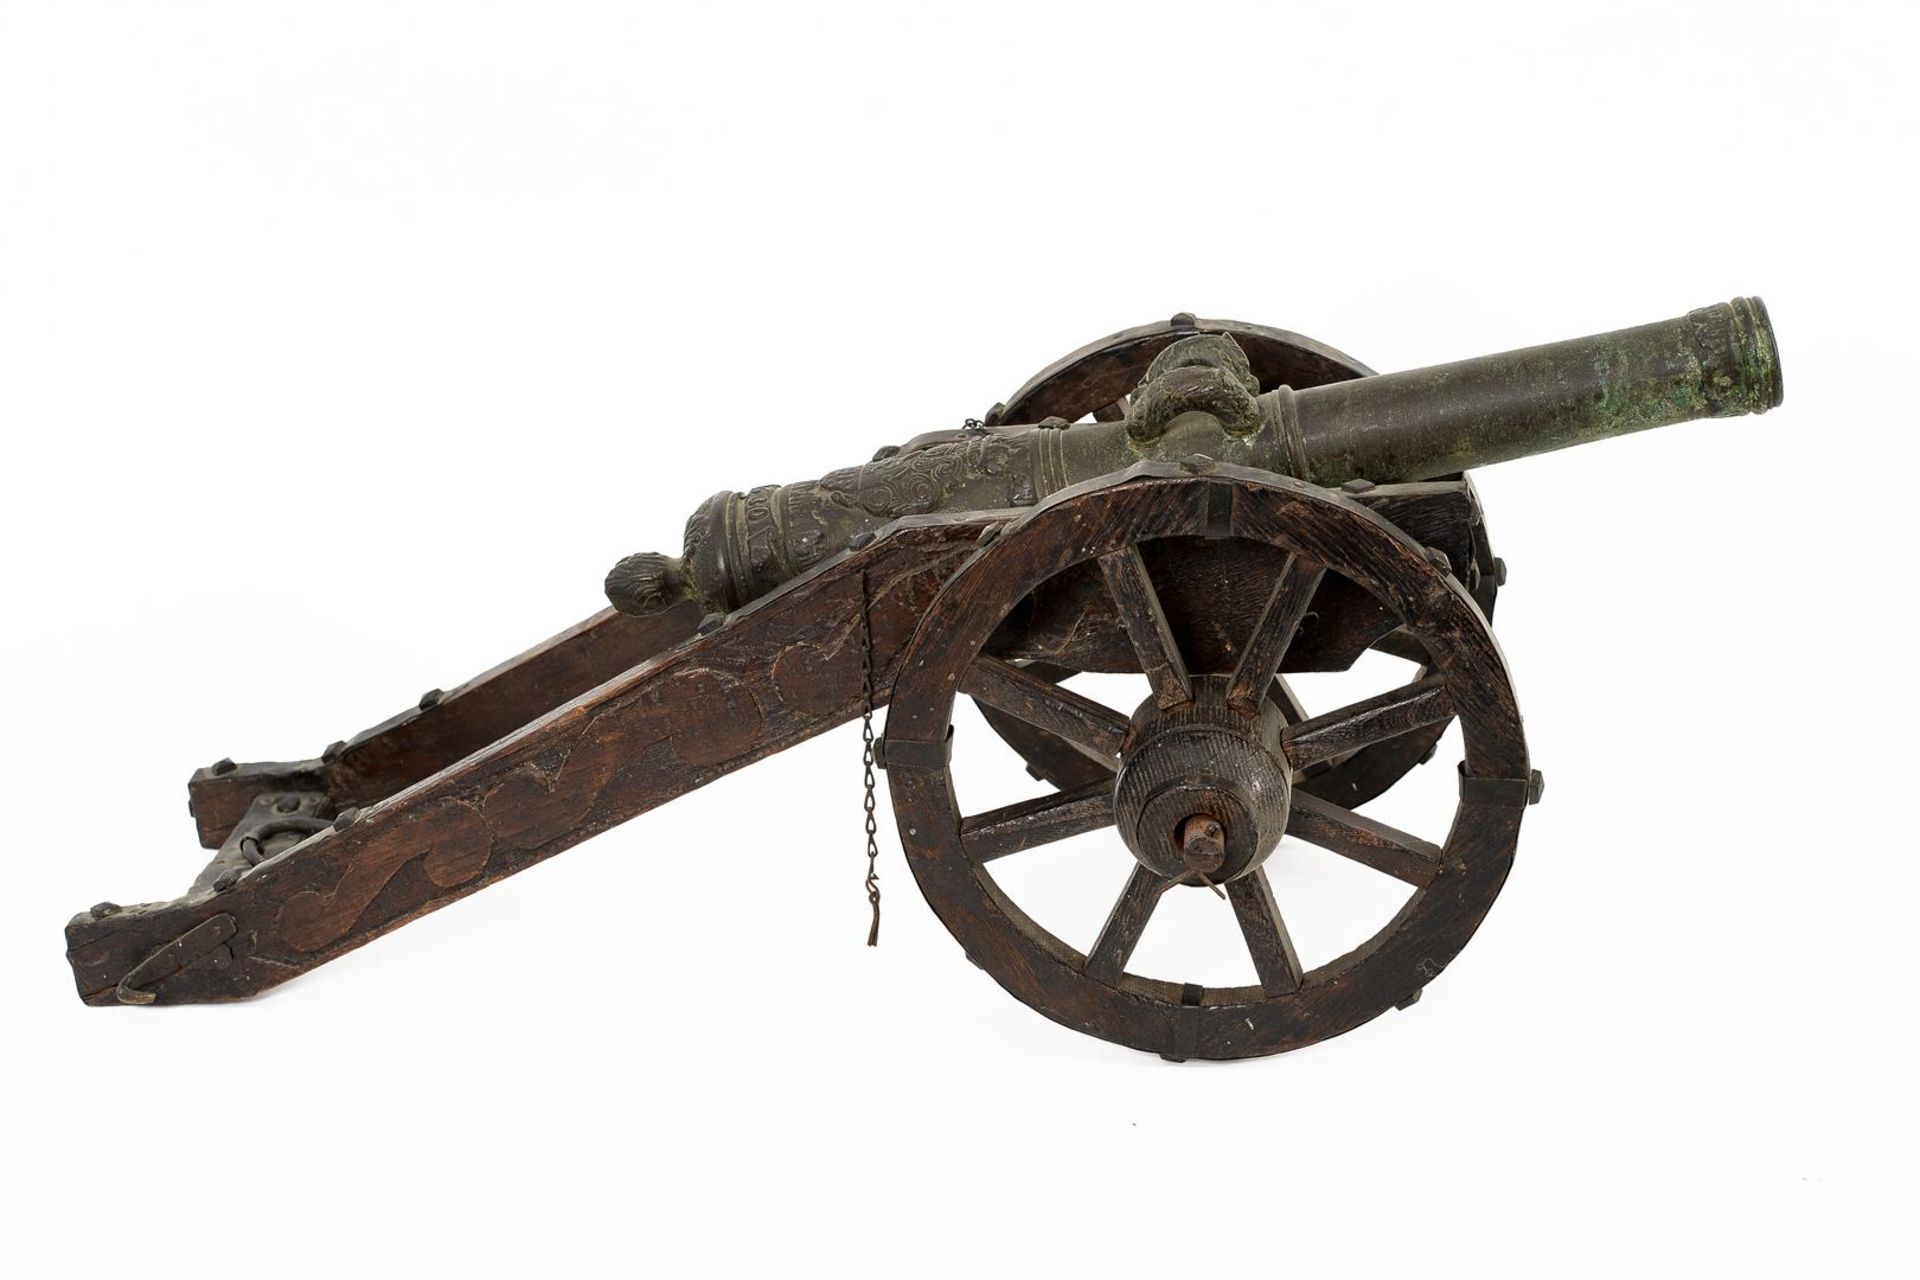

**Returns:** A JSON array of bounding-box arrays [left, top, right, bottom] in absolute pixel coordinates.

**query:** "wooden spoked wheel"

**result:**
[[979, 316, 1502, 812], [984, 314, 1377, 428], [885, 464, 1532, 1060]]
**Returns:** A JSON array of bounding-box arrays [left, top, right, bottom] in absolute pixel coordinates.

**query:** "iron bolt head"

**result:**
[[1493, 556, 1509, 587], [1527, 769, 1546, 805], [1423, 547, 1453, 576], [418, 688, 444, 710], [848, 531, 876, 550], [212, 868, 242, 892], [696, 613, 728, 636], [322, 740, 347, 763], [90, 902, 121, 919], [1037, 416, 1070, 430], [332, 807, 362, 831], [1340, 478, 1376, 494], [1179, 454, 1215, 475], [1170, 311, 1198, 330], [212, 757, 237, 775]]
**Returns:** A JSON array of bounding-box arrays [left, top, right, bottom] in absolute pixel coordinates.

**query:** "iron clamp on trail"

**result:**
[[66, 298, 1783, 1060]]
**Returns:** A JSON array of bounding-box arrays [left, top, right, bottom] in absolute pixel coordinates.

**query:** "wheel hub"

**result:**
[[1113, 676, 1292, 885]]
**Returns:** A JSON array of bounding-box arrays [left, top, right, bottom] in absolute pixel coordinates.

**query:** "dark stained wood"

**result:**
[[1271, 677, 1311, 724], [185, 601, 703, 847], [986, 484, 1482, 678], [1370, 627, 1433, 666], [972, 662, 1120, 793], [961, 779, 1116, 862], [1282, 676, 1456, 771], [1084, 864, 1169, 984], [325, 603, 706, 809], [887, 465, 1531, 1059], [1347, 484, 1482, 574], [1096, 546, 1191, 709], [1226, 870, 1304, 996], [1286, 792, 1444, 887], [186, 760, 328, 850], [1226, 553, 1325, 713], [65, 520, 989, 1005], [959, 656, 1129, 761]]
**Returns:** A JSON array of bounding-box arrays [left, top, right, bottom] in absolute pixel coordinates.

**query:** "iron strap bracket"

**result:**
[[874, 726, 954, 772], [1457, 764, 1546, 807], [1162, 982, 1207, 1062], [115, 913, 237, 1005]]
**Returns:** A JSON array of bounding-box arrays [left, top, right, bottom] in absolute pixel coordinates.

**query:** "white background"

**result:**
[[3, 3, 1914, 1275]]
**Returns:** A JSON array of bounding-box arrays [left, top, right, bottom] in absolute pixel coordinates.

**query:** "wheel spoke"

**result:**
[[1097, 545, 1191, 709], [1371, 627, 1433, 666], [1226, 869, 1304, 996], [1282, 675, 1454, 770], [1084, 863, 1169, 983], [1287, 792, 1444, 887], [961, 779, 1116, 862], [1227, 555, 1326, 713], [962, 656, 1129, 760], [1269, 675, 1310, 725]]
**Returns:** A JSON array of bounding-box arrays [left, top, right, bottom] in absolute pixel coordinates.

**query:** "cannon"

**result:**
[[66, 297, 1783, 1060]]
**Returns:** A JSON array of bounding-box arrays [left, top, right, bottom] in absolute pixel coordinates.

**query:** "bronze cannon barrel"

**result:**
[[1286, 296, 1781, 485], [607, 298, 1781, 617]]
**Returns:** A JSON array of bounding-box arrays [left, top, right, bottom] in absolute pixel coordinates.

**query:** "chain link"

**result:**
[[859, 418, 978, 944], [859, 570, 882, 946]]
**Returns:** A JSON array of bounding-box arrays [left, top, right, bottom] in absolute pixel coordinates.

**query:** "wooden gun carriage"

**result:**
[[66, 298, 1783, 1060]]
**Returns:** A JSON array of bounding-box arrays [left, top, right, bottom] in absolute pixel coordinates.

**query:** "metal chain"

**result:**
[[858, 417, 980, 943], [859, 570, 881, 946]]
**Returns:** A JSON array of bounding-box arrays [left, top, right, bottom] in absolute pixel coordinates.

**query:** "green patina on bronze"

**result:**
[[1290, 296, 1782, 484], [606, 298, 1783, 618]]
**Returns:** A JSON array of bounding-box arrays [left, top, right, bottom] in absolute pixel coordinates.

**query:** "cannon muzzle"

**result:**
[[609, 298, 1782, 617]]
